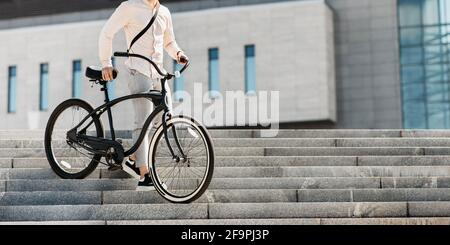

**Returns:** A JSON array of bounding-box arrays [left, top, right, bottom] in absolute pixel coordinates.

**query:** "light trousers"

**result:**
[[128, 69, 173, 168]]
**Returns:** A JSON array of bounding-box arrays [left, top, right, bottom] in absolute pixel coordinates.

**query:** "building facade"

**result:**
[[0, 0, 448, 129]]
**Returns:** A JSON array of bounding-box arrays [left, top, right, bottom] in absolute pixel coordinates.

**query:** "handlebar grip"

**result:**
[[114, 52, 129, 57], [180, 62, 190, 74], [112, 69, 118, 79]]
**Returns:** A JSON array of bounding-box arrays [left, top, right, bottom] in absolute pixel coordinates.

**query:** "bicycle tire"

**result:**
[[149, 116, 214, 203]]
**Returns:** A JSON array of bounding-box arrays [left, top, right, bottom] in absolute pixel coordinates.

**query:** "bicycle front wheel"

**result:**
[[149, 116, 214, 203]]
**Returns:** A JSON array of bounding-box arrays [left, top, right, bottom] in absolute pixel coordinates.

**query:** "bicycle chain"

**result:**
[[66, 142, 111, 167]]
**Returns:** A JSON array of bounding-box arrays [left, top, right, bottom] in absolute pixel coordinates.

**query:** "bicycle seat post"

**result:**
[[101, 82, 116, 140]]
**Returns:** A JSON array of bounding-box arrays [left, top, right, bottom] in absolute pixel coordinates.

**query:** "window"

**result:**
[[208, 48, 220, 98], [72, 60, 82, 98], [7, 66, 17, 113], [245, 45, 256, 94], [398, 0, 450, 128], [173, 60, 185, 101], [107, 57, 116, 99], [39, 63, 49, 111]]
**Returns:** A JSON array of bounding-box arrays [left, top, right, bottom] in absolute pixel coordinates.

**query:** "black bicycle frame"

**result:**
[[69, 78, 181, 159]]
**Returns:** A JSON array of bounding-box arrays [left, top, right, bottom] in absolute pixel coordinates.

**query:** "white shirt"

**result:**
[[99, 0, 181, 79]]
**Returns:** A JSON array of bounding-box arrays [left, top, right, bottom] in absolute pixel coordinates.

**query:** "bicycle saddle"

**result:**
[[85, 66, 118, 81]]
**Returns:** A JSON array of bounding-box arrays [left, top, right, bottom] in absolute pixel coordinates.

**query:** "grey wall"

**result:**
[[0, 0, 336, 129], [0, 0, 302, 30], [326, 0, 403, 129]]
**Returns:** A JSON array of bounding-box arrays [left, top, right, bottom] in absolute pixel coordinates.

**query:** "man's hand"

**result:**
[[102, 67, 115, 81], [177, 51, 189, 65]]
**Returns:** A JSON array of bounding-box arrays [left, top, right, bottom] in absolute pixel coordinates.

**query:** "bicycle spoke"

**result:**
[[186, 167, 204, 179], [50, 104, 99, 175]]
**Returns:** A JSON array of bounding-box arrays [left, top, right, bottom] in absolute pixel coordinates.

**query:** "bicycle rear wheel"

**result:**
[[149, 116, 214, 203], [44, 99, 104, 179]]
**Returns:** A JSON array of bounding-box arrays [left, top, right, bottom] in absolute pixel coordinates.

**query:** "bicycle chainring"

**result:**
[[105, 147, 122, 168]]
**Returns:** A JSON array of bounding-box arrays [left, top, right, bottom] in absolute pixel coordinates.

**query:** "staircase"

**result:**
[[1, 129, 450, 225]]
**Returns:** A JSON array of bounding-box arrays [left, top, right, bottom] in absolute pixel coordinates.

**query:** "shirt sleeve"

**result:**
[[164, 10, 182, 60], [99, 2, 129, 68]]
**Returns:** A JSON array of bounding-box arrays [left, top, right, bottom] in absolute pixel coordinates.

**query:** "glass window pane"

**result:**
[[399, 0, 422, 27], [422, 0, 440, 25], [245, 45, 256, 94], [428, 102, 450, 128], [208, 48, 220, 98], [399, 0, 450, 129], [107, 58, 116, 99], [401, 47, 423, 64], [40, 63, 49, 111], [72, 60, 82, 98], [173, 61, 185, 101], [8, 66, 17, 113], [400, 28, 423, 46], [423, 26, 441, 45], [401, 66, 424, 84], [427, 81, 448, 102], [440, 0, 450, 24], [424, 64, 446, 82], [402, 82, 426, 101], [403, 101, 427, 128], [423, 45, 443, 63]]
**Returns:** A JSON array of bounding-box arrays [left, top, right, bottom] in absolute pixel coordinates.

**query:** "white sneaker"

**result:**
[[122, 157, 140, 180]]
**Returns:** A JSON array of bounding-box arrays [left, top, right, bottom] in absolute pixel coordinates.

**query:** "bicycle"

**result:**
[[44, 52, 214, 203]]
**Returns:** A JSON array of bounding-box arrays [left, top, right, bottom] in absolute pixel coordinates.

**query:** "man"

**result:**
[[99, 0, 189, 191]]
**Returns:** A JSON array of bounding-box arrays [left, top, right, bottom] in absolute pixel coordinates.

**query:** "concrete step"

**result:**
[[357, 156, 450, 166], [208, 202, 408, 219], [3, 147, 450, 158], [3, 129, 450, 140], [0, 202, 413, 221], [2, 156, 359, 169], [5, 156, 450, 169], [336, 138, 450, 147], [2, 217, 449, 225], [408, 202, 450, 217], [106, 217, 450, 225], [256, 130, 450, 138], [0, 221, 106, 225], [0, 203, 208, 221], [0, 130, 254, 139], [0, 178, 371, 191], [0, 138, 336, 148], [0, 147, 265, 158], [266, 147, 429, 156], [2, 217, 450, 225], [2, 177, 450, 192], [0, 190, 296, 205], [6, 138, 450, 149], [297, 189, 450, 202], [4, 189, 450, 206], [3, 166, 450, 180], [11, 137, 450, 149]]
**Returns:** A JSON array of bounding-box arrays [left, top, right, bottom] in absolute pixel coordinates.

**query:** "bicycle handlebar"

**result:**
[[113, 52, 130, 57], [113, 52, 189, 79]]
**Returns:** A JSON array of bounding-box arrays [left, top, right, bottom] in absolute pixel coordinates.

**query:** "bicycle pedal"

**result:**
[[108, 165, 122, 171]]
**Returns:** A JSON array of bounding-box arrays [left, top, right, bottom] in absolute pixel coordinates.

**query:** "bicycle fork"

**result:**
[[160, 78, 187, 164]]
